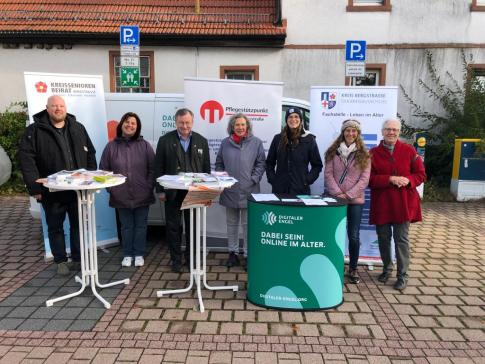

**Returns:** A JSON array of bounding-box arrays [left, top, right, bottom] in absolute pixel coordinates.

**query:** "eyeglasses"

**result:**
[[383, 128, 400, 133]]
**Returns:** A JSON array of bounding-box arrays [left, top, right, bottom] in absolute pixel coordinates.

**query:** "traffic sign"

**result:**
[[345, 62, 366, 77], [120, 67, 140, 88], [120, 26, 139, 46], [345, 40, 366, 61], [120, 45, 139, 56], [121, 56, 139, 67]]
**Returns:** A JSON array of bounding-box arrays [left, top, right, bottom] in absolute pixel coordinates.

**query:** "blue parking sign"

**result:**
[[345, 40, 366, 61], [120, 26, 139, 46]]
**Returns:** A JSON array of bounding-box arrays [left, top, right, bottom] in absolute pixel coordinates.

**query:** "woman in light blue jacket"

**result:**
[[215, 113, 266, 268]]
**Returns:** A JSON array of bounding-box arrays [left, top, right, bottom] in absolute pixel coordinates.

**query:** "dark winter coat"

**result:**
[[215, 134, 266, 208], [99, 136, 155, 209], [369, 140, 426, 225], [18, 110, 96, 201], [266, 131, 323, 195], [154, 130, 210, 201]]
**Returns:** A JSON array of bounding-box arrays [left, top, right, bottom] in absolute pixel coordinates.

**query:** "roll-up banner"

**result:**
[[310, 86, 398, 266], [24, 72, 118, 259], [184, 78, 283, 238]]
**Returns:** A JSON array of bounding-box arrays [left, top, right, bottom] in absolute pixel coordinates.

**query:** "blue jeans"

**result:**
[[347, 204, 364, 270], [117, 206, 149, 257]]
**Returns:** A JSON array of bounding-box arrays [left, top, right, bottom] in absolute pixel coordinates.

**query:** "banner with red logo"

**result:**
[[184, 77, 283, 165], [310, 86, 398, 266], [184, 77, 283, 239], [24, 72, 118, 259]]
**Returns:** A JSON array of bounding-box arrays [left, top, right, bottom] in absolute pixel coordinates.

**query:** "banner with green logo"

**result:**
[[247, 201, 347, 310]]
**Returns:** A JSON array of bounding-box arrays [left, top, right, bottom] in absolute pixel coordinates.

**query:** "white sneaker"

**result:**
[[134, 256, 144, 267], [121, 257, 132, 267]]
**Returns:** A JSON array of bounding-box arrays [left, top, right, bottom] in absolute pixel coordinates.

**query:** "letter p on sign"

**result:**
[[123, 29, 133, 43]]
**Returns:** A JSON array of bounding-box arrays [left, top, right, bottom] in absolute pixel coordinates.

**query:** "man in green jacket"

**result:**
[[154, 108, 210, 272]]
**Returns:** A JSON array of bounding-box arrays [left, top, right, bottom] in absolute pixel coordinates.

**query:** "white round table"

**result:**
[[43, 177, 130, 309], [156, 175, 238, 313]]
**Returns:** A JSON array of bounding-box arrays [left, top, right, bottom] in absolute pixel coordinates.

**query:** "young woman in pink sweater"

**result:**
[[324, 119, 370, 284]]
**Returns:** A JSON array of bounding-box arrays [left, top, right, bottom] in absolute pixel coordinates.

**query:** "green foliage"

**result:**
[[0, 102, 28, 194], [400, 50, 485, 186], [422, 180, 455, 202]]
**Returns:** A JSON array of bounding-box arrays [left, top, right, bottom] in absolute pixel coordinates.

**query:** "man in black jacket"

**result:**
[[18, 95, 97, 275], [154, 108, 210, 272]]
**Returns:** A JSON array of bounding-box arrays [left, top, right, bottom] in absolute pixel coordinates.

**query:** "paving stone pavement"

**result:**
[[0, 195, 483, 363]]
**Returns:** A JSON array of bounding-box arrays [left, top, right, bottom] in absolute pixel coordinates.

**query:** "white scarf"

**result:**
[[338, 142, 356, 165]]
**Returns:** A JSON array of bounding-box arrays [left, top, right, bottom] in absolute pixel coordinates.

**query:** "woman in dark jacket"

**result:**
[[266, 107, 323, 195], [100, 112, 155, 268]]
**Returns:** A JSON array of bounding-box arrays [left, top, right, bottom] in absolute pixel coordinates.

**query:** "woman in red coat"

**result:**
[[369, 118, 426, 291]]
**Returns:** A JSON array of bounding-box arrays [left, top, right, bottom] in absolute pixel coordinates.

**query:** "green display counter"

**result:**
[[247, 196, 347, 310]]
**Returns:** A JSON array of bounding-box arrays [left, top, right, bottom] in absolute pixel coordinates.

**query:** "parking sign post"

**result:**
[[120, 26, 140, 90], [120, 26, 139, 46], [345, 40, 366, 78]]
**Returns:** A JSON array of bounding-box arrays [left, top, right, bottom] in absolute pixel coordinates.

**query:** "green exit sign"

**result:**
[[120, 67, 140, 87]]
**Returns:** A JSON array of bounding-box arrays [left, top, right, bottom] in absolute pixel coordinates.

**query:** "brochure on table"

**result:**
[[251, 194, 338, 205], [157, 173, 237, 209], [42, 169, 126, 190]]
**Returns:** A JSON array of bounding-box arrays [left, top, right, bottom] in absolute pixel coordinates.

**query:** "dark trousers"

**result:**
[[376, 222, 410, 279], [164, 191, 196, 264], [42, 196, 80, 264], [118, 206, 149, 258], [347, 204, 364, 270]]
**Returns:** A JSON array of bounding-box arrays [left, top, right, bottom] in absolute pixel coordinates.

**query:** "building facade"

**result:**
[[0, 0, 484, 127]]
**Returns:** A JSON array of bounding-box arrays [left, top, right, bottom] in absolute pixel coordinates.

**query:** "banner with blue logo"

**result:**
[[309, 86, 398, 266]]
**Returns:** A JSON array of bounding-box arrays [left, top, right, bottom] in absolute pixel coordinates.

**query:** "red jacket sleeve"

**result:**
[[404, 154, 426, 188]]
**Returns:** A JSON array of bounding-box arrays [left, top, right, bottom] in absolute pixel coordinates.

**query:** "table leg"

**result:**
[[157, 206, 238, 313], [157, 208, 195, 298], [46, 190, 129, 309], [201, 207, 238, 293], [89, 192, 129, 290], [194, 207, 204, 312]]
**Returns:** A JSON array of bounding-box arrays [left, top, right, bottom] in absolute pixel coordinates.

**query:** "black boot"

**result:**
[[226, 252, 240, 267], [378, 271, 391, 283], [171, 253, 182, 273], [393, 276, 407, 291], [348, 268, 360, 284]]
